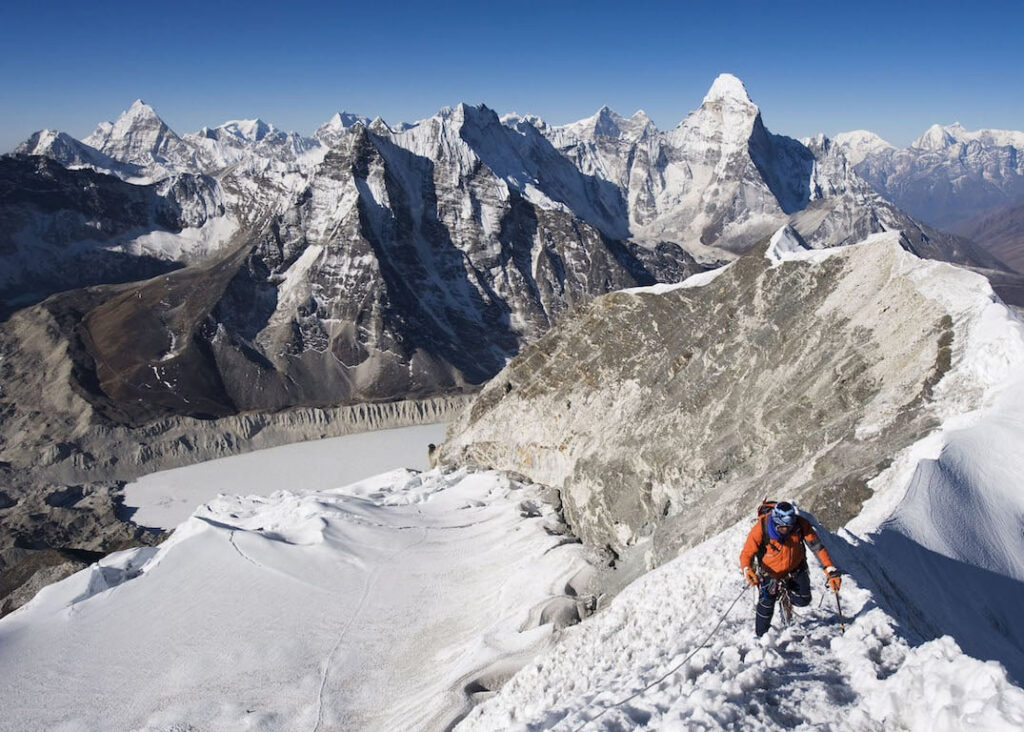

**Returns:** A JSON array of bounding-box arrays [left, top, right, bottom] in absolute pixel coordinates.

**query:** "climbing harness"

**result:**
[[570, 583, 749, 732]]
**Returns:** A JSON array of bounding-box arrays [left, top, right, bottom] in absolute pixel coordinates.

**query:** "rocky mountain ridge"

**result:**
[[438, 230, 998, 573]]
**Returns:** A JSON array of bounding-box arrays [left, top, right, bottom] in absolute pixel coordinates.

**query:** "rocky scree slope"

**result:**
[[438, 231, 976, 570]]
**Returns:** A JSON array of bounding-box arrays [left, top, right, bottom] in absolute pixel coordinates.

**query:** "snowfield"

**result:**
[[0, 469, 594, 731]]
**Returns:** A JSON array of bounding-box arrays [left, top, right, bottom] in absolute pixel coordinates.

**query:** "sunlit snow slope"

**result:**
[[0, 469, 592, 731]]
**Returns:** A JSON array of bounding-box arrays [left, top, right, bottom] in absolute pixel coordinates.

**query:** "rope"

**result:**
[[570, 583, 750, 732]]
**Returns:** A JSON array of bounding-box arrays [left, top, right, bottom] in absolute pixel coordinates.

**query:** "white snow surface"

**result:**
[[833, 130, 896, 165], [0, 467, 592, 732], [124, 423, 447, 530], [765, 224, 809, 264], [459, 522, 1024, 731]]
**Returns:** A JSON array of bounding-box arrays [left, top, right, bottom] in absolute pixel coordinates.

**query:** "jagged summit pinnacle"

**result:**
[[702, 73, 754, 106]]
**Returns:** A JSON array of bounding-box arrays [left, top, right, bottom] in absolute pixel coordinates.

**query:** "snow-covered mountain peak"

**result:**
[[500, 112, 548, 135], [126, 98, 158, 119], [217, 118, 274, 142], [110, 99, 168, 136], [325, 111, 366, 130], [444, 103, 504, 134], [368, 116, 392, 135], [833, 129, 895, 165], [15, 128, 64, 155], [670, 73, 761, 150], [315, 112, 370, 146], [591, 105, 621, 137], [549, 105, 657, 147], [912, 123, 958, 151], [82, 99, 191, 171], [702, 72, 754, 107], [631, 109, 652, 124]]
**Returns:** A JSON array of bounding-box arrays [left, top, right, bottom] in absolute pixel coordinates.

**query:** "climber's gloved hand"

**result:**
[[743, 566, 760, 586], [825, 566, 842, 592]]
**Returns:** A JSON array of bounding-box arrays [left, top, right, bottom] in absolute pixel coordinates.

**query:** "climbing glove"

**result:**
[[825, 566, 842, 592], [743, 566, 760, 586]]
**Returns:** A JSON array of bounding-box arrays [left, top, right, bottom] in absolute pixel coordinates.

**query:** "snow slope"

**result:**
[[0, 468, 593, 731], [459, 521, 1024, 731]]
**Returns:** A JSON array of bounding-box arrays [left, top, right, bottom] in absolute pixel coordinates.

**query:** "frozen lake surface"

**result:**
[[123, 423, 447, 530]]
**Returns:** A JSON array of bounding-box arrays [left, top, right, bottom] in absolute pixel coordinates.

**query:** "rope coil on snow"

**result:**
[[571, 583, 750, 731]]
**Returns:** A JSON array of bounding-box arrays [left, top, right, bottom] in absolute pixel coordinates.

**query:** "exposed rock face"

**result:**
[[0, 156, 200, 310], [438, 233, 985, 566]]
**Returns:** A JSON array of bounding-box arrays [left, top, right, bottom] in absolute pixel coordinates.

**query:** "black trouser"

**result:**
[[756, 562, 811, 636]]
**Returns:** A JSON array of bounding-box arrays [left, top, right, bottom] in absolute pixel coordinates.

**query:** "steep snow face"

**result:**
[[0, 468, 597, 731], [183, 120, 322, 174], [910, 122, 1024, 153], [314, 111, 371, 147], [14, 129, 143, 179]]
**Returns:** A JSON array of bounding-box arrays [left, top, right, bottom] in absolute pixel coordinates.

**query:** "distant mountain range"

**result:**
[[835, 123, 1024, 272], [2, 74, 1022, 432]]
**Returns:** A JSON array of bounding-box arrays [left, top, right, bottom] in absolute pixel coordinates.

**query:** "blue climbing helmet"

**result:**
[[771, 501, 797, 529]]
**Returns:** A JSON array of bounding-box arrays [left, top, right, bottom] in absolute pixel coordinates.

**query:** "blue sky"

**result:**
[[1, 0, 1021, 152]]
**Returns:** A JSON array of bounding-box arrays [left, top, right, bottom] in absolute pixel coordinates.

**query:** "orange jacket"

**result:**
[[740, 516, 834, 578]]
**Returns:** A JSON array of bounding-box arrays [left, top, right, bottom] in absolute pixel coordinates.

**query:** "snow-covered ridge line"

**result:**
[[460, 517, 1024, 730]]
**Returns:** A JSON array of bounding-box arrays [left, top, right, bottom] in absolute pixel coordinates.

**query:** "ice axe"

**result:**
[[832, 582, 846, 632]]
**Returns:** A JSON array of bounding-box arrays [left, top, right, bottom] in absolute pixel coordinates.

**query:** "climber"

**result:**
[[739, 500, 842, 636]]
